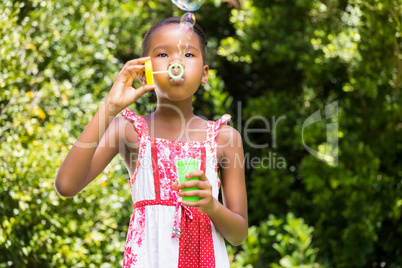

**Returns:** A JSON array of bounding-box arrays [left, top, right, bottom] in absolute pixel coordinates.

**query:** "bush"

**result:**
[[229, 213, 322, 268]]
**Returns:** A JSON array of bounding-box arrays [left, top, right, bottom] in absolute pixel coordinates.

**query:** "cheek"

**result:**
[[152, 59, 170, 72]]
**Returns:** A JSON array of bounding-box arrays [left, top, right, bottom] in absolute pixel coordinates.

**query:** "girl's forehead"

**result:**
[[149, 23, 201, 49]]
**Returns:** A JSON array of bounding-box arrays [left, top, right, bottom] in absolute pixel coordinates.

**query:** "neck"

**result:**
[[154, 97, 195, 123]]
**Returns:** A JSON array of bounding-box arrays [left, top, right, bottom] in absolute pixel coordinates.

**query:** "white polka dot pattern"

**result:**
[[178, 207, 215, 267]]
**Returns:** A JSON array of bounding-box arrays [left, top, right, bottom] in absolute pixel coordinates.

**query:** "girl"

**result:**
[[55, 17, 248, 267]]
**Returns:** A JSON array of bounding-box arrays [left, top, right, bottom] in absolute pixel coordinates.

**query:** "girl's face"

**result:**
[[146, 23, 209, 101]]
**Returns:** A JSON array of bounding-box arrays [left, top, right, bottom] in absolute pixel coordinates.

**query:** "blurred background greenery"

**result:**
[[0, 0, 400, 267]]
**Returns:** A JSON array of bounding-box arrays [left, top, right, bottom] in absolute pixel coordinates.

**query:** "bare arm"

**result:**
[[54, 103, 119, 197], [208, 127, 248, 245], [55, 57, 155, 197]]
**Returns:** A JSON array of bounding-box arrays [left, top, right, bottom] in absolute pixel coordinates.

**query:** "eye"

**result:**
[[185, 53, 194, 57], [157, 53, 168, 57]]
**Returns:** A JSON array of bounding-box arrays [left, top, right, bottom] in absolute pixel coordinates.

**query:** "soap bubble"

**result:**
[[180, 12, 196, 27], [171, 0, 205, 11], [179, 12, 195, 34]]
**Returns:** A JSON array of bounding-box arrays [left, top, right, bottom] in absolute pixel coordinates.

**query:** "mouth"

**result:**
[[169, 77, 185, 85]]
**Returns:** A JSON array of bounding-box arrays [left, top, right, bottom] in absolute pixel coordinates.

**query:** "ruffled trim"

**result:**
[[121, 109, 150, 187], [121, 109, 148, 140], [209, 114, 231, 143]]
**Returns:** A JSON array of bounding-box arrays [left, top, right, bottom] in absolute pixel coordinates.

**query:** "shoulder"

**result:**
[[112, 116, 139, 145], [114, 115, 135, 130], [216, 125, 243, 157], [216, 124, 241, 144]]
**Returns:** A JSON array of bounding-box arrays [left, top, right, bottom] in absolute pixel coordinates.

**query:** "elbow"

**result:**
[[228, 227, 249, 246], [54, 182, 76, 197], [54, 175, 79, 198], [229, 238, 247, 247], [230, 236, 248, 247]]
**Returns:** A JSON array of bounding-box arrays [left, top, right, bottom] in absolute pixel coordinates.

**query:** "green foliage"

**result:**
[[218, 0, 401, 267], [228, 213, 321, 268], [0, 1, 134, 265], [199, 69, 233, 118]]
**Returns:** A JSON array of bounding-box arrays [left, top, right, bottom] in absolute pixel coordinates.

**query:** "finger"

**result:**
[[186, 170, 207, 181], [125, 56, 151, 66], [180, 180, 200, 190], [118, 65, 146, 82], [114, 68, 144, 90], [172, 182, 179, 190], [180, 180, 211, 191], [132, 84, 156, 100], [118, 57, 150, 80], [123, 84, 155, 104], [179, 189, 204, 198]]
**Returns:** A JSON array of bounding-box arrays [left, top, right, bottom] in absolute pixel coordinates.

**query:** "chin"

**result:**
[[155, 90, 193, 102]]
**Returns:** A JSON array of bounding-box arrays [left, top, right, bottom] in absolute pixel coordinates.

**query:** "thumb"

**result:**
[[130, 84, 156, 102]]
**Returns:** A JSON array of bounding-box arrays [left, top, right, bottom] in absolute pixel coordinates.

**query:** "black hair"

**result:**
[[141, 17, 207, 64]]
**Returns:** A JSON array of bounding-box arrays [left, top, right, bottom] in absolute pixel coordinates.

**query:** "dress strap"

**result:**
[[207, 114, 231, 143], [121, 109, 149, 140]]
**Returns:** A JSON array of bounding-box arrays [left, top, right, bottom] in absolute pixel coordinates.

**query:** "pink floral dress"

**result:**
[[121, 109, 231, 268]]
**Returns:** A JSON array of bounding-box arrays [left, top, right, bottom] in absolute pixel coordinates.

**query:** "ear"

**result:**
[[139, 71, 146, 85], [201, 65, 209, 85]]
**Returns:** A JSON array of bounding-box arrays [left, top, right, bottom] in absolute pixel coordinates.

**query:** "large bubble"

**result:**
[[179, 12, 195, 34], [171, 0, 205, 11]]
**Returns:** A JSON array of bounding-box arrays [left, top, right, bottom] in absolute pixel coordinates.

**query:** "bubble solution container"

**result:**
[[175, 159, 200, 202]]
